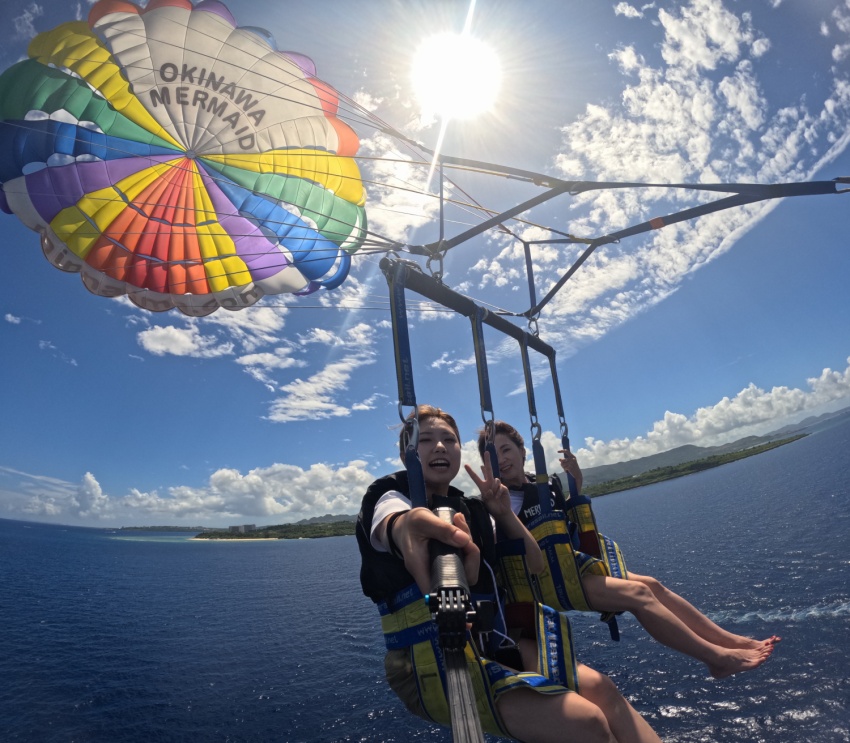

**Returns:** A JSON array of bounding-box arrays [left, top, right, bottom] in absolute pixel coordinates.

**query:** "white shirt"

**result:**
[[370, 490, 411, 552]]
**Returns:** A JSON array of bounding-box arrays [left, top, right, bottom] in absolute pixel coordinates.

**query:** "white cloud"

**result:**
[[614, 3, 645, 20], [37, 339, 77, 366], [658, 0, 758, 72], [5, 314, 21, 324], [431, 351, 477, 375], [5, 357, 849, 525], [266, 322, 379, 423], [122, 459, 377, 522], [13, 2, 43, 39], [0, 467, 113, 521], [200, 306, 289, 351], [75, 472, 111, 518], [0, 460, 378, 525], [481, 0, 850, 358], [236, 347, 306, 390], [576, 357, 850, 467], [137, 323, 233, 358]]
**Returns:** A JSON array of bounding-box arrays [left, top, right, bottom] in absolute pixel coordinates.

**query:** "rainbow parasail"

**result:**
[[0, 0, 367, 316]]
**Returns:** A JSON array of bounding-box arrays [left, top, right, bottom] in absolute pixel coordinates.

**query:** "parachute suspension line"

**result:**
[[427, 159, 448, 280], [408, 181, 575, 259], [440, 159, 446, 245], [381, 256, 486, 743]]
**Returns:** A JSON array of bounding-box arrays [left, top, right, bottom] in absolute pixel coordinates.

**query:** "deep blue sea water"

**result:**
[[2, 418, 848, 742]]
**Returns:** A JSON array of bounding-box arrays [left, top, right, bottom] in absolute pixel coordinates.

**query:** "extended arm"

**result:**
[[559, 449, 584, 494], [373, 507, 480, 594], [464, 462, 545, 574]]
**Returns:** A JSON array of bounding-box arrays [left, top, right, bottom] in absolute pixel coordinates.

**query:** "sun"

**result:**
[[412, 33, 502, 120]]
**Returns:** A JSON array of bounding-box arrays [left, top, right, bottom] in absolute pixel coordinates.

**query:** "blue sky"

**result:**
[[2, 0, 850, 527]]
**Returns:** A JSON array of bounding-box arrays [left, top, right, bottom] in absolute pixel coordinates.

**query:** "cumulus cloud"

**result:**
[[431, 351, 477, 375], [126, 460, 378, 521], [575, 357, 850, 467], [5, 314, 21, 324], [0, 467, 113, 521], [202, 305, 289, 350], [614, 3, 646, 20], [0, 460, 378, 526], [236, 347, 306, 390], [5, 357, 849, 525], [137, 323, 234, 358]]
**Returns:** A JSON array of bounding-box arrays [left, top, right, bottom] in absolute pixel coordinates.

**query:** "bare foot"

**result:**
[[722, 635, 780, 651], [708, 645, 773, 679]]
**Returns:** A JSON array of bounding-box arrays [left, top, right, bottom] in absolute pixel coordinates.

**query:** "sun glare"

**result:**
[[412, 33, 502, 120]]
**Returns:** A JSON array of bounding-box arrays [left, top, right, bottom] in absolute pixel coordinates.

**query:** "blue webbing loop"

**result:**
[[483, 420, 500, 480], [402, 414, 428, 509], [518, 334, 552, 515], [470, 308, 500, 479]]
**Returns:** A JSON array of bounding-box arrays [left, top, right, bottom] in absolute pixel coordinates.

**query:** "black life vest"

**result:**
[[512, 474, 568, 525], [356, 471, 497, 608]]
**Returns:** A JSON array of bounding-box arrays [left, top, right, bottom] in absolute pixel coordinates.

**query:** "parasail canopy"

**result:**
[[0, 0, 367, 316]]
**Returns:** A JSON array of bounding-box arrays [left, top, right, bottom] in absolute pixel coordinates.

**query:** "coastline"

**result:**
[[191, 537, 283, 542], [186, 435, 809, 540]]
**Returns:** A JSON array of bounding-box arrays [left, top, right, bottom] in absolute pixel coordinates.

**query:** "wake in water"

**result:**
[[707, 600, 850, 624]]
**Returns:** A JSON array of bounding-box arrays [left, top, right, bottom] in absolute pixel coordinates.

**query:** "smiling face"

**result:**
[[492, 433, 527, 489], [416, 417, 462, 496]]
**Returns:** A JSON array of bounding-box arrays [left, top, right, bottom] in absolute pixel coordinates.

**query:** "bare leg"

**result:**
[[507, 642, 661, 742], [582, 574, 773, 678], [629, 573, 779, 650], [577, 663, 663, 743], [497, 684, 616, 743]]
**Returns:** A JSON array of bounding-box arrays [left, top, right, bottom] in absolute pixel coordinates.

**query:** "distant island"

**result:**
[[193, 434, 805, 540], [119, 525, 215, 532], [581, 434, 805, 497], [194, 520, 354, 540]]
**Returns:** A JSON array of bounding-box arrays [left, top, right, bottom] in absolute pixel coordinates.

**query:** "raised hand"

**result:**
[[465, 456, 511, 519]]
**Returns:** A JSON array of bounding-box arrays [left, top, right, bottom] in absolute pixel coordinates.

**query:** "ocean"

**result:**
[[1, 418, 848, 742]]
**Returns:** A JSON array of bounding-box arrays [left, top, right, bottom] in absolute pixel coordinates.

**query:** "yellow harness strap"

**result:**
[[379, 585, 576, 737]]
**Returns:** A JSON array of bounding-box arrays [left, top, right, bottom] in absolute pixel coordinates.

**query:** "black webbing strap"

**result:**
[[518, 334, 553, 515], [470, 307, 499, 479], [545, 349, 580, 501], [385, 260, 426, 509]]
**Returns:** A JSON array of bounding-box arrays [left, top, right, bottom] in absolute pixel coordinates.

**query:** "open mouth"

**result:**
[[429, 458, 451, 471]]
